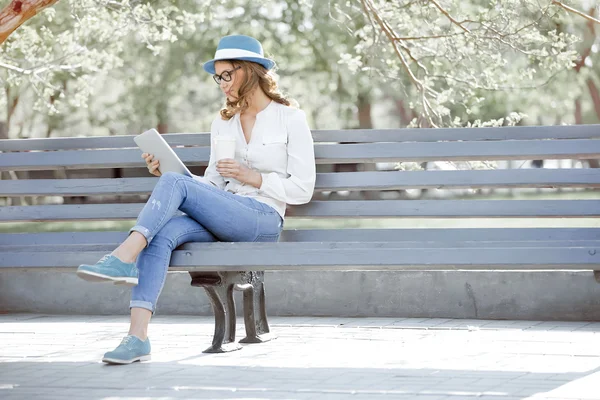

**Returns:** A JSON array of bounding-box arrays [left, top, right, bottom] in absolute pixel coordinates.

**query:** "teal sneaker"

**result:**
[[102, 335, 151, 364], [76, 254, 138, 286]]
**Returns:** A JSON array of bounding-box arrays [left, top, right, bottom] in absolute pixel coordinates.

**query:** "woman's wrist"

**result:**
[[244, 169, 263, 189]]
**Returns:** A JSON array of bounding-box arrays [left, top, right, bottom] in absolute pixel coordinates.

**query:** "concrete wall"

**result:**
[[1, 270, 599, 320]]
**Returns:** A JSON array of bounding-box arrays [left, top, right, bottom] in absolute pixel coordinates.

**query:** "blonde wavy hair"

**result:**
[[219, 60, 295, 120]]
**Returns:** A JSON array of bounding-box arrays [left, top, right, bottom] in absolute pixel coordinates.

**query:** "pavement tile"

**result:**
[[0, 314, 599, 400]]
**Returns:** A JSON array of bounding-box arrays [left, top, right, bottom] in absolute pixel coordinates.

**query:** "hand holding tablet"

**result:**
[[142, 152, 162, 177], [133, 129, 193, 177]]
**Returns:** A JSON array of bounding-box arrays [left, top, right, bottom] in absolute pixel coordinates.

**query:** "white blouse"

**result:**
[[193, 101, 316, 219]]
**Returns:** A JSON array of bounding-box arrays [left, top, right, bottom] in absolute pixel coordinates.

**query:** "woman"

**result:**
[[76, 34, 316, 364]]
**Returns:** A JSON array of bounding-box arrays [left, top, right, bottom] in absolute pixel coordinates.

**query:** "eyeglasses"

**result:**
[[213, 66, 241, 85]]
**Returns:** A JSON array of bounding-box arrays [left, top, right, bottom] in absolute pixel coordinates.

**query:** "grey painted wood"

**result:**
[[1, 245, 599, 270], [4, 240, 600, 253], [280, 228, 600, 242], [2, 177, 157, 196], [0, 204, 145, 221], [146, 244, 600, 270], [287, 200, 600, 218], [3, 139, 600, 171], [0, 231, 130, 246], [0, 147, 209, 171], [3, 128, 598, 275], [2, 228, 599, 246], [0, 134, 209, 151], [313, 124, 600, 143], [3, 199, 600, 222], [2, 125, 600, 151], [312, 139, 600, 164], [314, 169, 600, 191], [4, 169, 600, 196]]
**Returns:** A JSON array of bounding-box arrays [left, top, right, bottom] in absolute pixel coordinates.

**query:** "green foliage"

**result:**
[[0, 0, 597, 137], [1, 0, 209, 136], [338, 0, 581, 127]]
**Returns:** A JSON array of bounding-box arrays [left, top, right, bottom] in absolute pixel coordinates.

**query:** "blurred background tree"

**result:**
[[0, 0, 598, 140]]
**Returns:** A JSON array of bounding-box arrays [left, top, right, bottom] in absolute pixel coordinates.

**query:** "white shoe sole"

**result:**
[[102, 354, 151, 365], [76, 270, 138, 287]]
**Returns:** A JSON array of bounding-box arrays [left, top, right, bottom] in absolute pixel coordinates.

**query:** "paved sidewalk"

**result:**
[[0, 314, 599, 400]]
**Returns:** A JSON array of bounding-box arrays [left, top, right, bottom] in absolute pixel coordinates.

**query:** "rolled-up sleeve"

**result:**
[[192, 118, 226, 189], [258, 110, 316, 204]]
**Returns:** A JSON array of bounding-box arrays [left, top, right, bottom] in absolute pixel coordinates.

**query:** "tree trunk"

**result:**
[[571, 7, 595, 122], [0, 121, 6, 140], [580, 77, 600, 169], [574, 98, 583, 124], [156, 101, 169, 134], [570, 7, 598, 169], [3, 85, 19, 139], [356, 91, 379, 199], [586, 78, 600, 120], [357, 92, 372, 129], [0, 0, 60, 45], [394, 99, 417, 127]]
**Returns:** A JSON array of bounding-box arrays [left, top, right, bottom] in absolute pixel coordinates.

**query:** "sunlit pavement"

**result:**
[[1, 314, 599, 400]]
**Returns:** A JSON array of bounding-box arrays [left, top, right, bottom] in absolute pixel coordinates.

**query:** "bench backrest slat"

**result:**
[[2, 139, 599, 171], [2, 199, 600, 222], [3, 169, 600, 197], [2, 125, 600, 151]]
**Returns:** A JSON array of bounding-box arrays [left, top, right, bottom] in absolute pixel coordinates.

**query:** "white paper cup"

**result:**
[[213, 136, 236, 161]]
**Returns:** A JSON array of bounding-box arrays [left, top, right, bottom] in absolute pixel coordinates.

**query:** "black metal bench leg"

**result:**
[[202, 284, 241, 353], [239, 273, 274, 344], [189, 271, 242, 353], [189, 270, 272, 350]]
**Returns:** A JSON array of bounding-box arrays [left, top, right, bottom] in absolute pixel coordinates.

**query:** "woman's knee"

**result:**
[[147, 232, 174, 251], [157, 171, 185, 189], [157, 172, 192, 196], [160, 171, 180, 181], [148, 216, 192, 250]]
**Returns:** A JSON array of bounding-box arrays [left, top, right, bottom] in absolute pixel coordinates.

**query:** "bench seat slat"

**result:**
[[3, 169, 600, 196], [3, 240, 600, 253], [2, 228, 599, 246], [1, 245, 599, 270], [2, 199, 600, 222], [2, 139, 600, 171], [2, 125, 600, 151]]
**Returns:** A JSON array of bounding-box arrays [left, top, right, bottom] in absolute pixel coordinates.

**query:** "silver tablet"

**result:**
[[133, 129, 193, 177]]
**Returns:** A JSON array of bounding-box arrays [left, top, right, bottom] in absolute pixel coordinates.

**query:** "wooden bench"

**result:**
[[2, 124, 600, 352]]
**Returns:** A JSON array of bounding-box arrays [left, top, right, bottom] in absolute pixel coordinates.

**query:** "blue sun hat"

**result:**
[[202, 35, 276, 74]]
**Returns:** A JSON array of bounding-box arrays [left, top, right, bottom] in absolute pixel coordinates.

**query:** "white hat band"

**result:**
[[214, 48, 263, 61]]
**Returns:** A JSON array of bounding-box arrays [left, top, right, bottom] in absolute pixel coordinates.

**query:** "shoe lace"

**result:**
[[98, 254, 111, 263], [120, 336, 135, 347]]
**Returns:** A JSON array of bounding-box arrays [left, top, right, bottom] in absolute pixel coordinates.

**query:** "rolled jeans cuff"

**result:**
[[130, 300, 155, 314], [129, 225, 153, 247]]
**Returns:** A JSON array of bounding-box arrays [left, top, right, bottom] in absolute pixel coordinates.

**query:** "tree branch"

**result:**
[[552, 1, 600, 25], [360, 0, 440, 127], [0, 0, 61, 46], [360, 0, 422, 90], [574, 8, 596, 72], [429, 0, 471, 33], [395, 32, 466, 41]]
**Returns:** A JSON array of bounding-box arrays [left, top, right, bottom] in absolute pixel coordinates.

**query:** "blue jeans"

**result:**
[[128, 172, 283, 313]]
